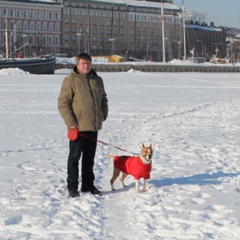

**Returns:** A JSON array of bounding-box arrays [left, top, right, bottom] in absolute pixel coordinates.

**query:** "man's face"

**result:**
[[77, 58, 92, 74]]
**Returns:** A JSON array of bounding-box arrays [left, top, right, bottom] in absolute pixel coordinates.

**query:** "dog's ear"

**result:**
[[142, 144, 145, 148], [150, 143, 153, 149]]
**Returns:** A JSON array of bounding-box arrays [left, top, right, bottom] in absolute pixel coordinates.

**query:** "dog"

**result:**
[[109, 144, 153, 192]]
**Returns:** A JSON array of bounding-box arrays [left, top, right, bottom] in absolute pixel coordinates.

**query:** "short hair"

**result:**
[[76, 53, 92, 64]]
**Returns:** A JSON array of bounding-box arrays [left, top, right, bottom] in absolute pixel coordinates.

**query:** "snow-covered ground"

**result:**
[[0, 67, 239, 240]]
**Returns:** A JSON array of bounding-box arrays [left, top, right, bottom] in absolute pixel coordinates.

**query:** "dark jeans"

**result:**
[[67, 131, 98, 191]]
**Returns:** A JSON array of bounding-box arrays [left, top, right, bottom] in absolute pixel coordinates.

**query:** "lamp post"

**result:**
[[140, 37, 149, 61], [182, 0, 186, 61], [109, 37, 121, 55], [9, 32, 13, 58], [77, 33, 82, 53], [109, 38, 114, 55], [22, 34, 27, 57], [161, 0, 166, 63], [229, 37, 234, 65], [177, 41, 181, 59]]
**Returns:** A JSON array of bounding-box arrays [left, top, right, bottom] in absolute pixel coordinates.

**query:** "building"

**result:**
[[186, 23, 227, 60], [1, 0, 236, 62], [0, 0, 63, 57], [57, 0, 182, 61]]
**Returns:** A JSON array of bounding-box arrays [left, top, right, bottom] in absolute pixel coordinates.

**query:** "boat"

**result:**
[[0, 54, 56, 74], [0, 16, 56, 74]]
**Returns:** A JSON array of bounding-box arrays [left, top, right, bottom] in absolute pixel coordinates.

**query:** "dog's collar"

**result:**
[[140, 155, 152, 164]]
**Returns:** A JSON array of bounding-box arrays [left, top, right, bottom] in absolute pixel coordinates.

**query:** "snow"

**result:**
[[0, 65, 240, 239]]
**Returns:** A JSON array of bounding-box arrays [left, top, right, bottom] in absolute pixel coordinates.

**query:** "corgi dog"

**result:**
[[109, 144, 153, 192]]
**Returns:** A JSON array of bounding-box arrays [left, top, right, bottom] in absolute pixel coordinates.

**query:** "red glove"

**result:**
[[68, 128, 79, 141]]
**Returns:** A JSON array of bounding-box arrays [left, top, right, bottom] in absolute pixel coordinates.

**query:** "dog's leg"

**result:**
[[110, 166, 121, 191], [143, 179, 147, 192], [135, 180, 140, 192], [120, 172, 128, 188]]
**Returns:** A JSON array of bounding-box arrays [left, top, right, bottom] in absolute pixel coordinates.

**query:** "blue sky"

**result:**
[[174, 0, 240, 28]]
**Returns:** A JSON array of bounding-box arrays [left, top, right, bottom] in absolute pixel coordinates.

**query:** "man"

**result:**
[[58, 53, 108, 198]]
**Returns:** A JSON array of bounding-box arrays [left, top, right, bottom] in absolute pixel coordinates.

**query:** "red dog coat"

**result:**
[[114, 156, 152, 180]]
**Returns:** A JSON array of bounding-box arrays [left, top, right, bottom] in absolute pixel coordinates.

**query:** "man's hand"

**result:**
[[68, 125, 79, 130]]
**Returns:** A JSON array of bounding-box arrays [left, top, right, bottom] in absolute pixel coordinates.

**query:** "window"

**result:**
[[55, 36, 59, 45], [49, 23, 53, 32], [43, 23, 47, 31], [37, 22, 40, 31], [3, 9, 7, 16], [72, 10, 77, 16], [79, 19, 84, 25], [72, 35, 76, 41], [55, 24, 59, 32], [23, 21, 27, 30], [17, 22, 21, 30], [10, 21, 14, 30], [49, 36, 53, 45], [42, 36, 46, 44], [64, 9, 70, 15], [30, 22, 34, 30]]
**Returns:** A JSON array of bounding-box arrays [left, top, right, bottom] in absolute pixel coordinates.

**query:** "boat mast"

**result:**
[[161, 0, 166, 63], [5, 15, 9, 60], [182, 0, 187, 61]]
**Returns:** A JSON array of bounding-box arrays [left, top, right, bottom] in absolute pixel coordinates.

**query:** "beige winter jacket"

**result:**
[[58, 66, 108, 131]]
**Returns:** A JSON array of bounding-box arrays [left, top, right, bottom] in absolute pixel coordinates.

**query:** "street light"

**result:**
[[108, 38, 114, 55], [140, 37, 149, 61], [177, 41, 181, 59], [178, 0, 192, 61], [161, 1, 166, 63], [22, 34, 27, 57], [108, 37, 121, 55], [77, 33, 82, 53]]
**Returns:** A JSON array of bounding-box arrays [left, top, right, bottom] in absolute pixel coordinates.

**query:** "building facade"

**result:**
[[57, 0, 182, 61], [186, 24, 227, 60], [0, 0, 233, 61], [0, 0, 63, 57]]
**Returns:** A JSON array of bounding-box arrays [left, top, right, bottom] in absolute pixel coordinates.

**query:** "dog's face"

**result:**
[[142, 144, 153, 161]]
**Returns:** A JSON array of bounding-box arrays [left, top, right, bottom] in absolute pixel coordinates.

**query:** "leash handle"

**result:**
[[79, 133, 138, 155]]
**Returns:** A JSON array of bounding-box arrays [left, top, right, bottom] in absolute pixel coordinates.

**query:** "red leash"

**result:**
[[78, 133, 138, 155]]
